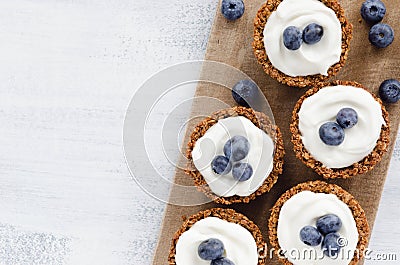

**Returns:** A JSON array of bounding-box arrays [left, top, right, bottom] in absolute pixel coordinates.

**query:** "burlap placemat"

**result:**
[[152, 0, 400, 264]]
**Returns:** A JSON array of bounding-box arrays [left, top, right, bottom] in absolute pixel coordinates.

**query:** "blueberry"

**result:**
[[336, 108, 358, 129], [379, 79, 400, 103], [361, 0, 386, 24], [221, 0, 244, 21], [232, 79, 260, 108], [319, 122, 345, 146], [198, 238, 224, 260], [283, 26, 303, 50], [322, 233, 342, 258], [316, 214, 342, 235], [223, 136, 250, 161], [369, 23, 394, 48], [211, 156, 232, 175], [211, 257, 235, 265], [299, 226, 323, 246], [232, 162, 253, 181], [303, 23, 324, 44]]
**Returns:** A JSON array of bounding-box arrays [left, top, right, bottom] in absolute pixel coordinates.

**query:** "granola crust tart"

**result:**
[[290, 80, 390, 179], [169, 208, 267, 265], [269, 180, 370, 265], [185, 106, 285, 204], [253, 0, 353, 88]]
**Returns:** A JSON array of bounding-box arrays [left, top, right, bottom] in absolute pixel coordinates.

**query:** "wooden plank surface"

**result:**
[[152, 0, 400, 264]]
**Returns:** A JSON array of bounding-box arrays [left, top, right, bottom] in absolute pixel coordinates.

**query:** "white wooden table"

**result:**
[[0, 1, 398, 264]]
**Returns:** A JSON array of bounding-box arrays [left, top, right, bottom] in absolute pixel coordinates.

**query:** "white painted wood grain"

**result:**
[[0, 0, 398, 264]]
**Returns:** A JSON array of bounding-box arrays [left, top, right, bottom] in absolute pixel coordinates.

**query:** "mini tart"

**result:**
[[169, 208, 267, 265], [253, 0, 353, 88], [185, 106, 285, 204], [291, 80, 390, 179], [269, 180, 370, 265]]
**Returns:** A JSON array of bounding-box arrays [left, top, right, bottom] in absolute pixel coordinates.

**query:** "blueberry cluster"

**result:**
[[283, 23, 324, 51], [319, 108, 358, 146], [299, 214, 345, 258], [360, 0, 394, 48], [198, 238, 235, 265], [211, 135, 254, 181]]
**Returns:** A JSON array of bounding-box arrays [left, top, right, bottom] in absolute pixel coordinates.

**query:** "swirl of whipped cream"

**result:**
[[278, 191, 359, 265], [298, 85, 385, 169], [191, 116, 274, 197], [175, 217, 258, 265], [263, 0, 342, 77]]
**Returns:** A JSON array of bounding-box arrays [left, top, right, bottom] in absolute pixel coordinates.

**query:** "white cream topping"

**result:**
[[263, 0, 342, 77], [298, 85, 385, 169], [277, 191, 359, 265], [192, 116, 274, 197], [175, 217, 258, 265]]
